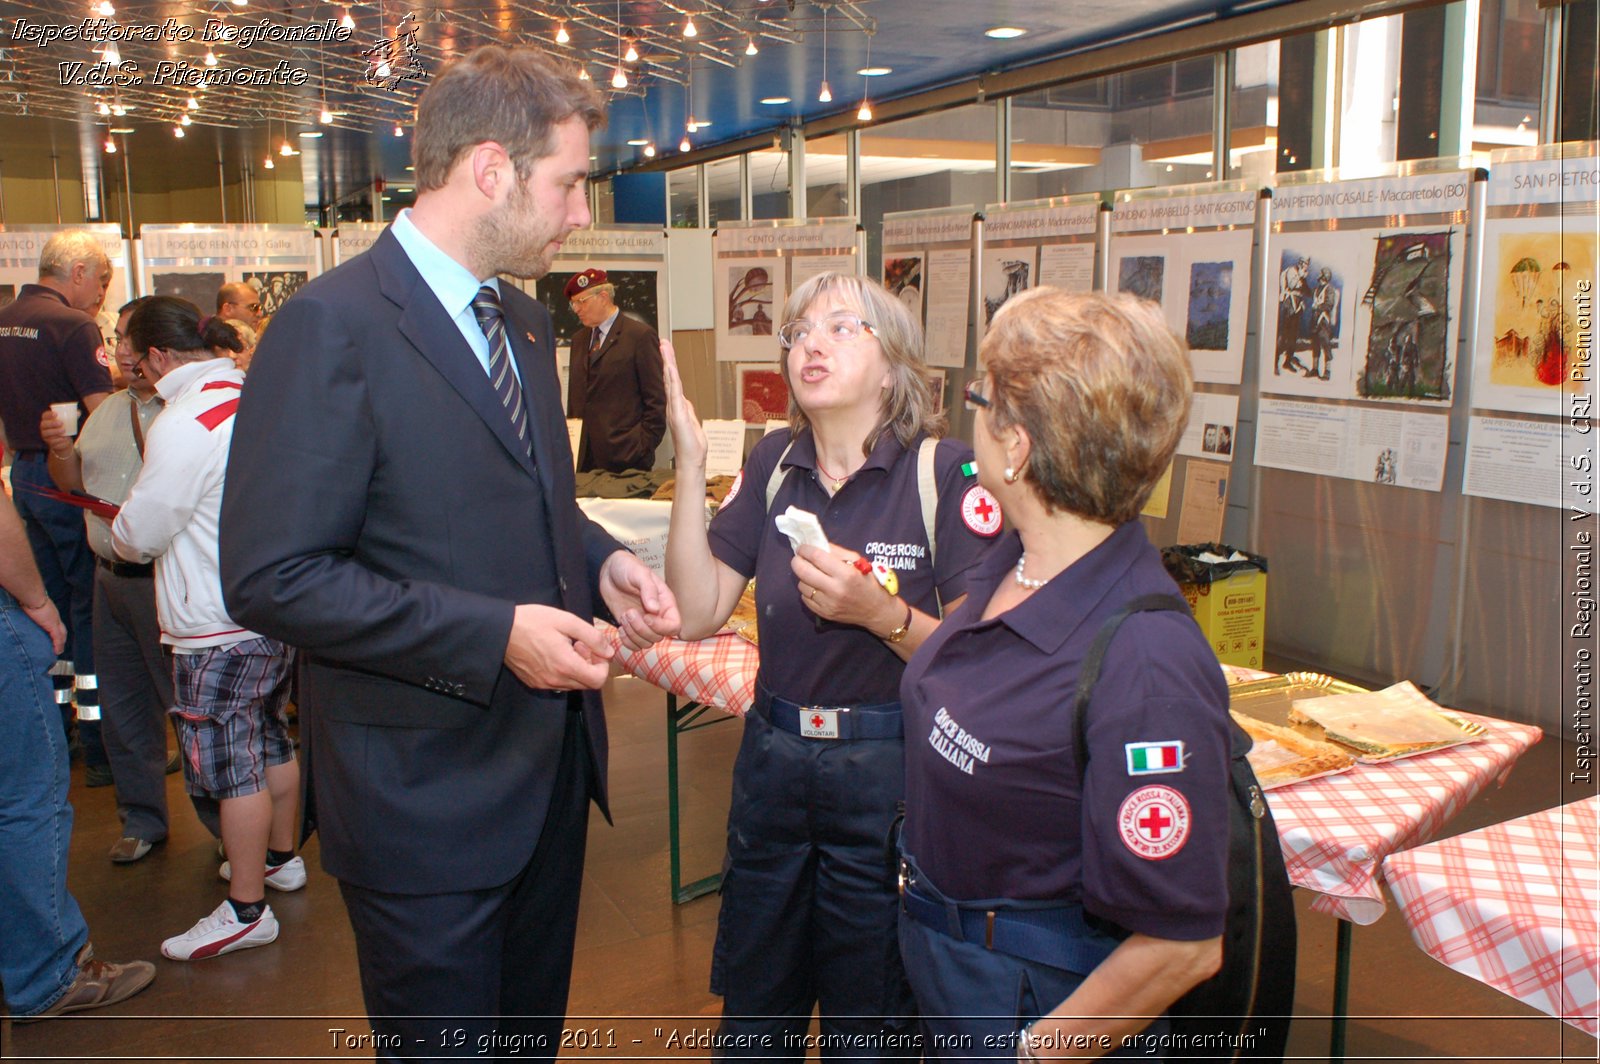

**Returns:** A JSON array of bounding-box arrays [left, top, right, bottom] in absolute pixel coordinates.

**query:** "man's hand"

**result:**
[[22, 597, 67, 655], [504, 604, 614, 691], [39, 409, 73, 459], [599, 550, 682, 650]]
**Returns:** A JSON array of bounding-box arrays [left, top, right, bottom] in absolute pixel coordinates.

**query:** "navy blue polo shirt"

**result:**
[[0, 284, 112, 452], [900, 522, 1231, 942], [708, 427, 998, 705]]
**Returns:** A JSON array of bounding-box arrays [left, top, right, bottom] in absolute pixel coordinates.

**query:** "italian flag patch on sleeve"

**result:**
[[1125, 741, 1185, 776]]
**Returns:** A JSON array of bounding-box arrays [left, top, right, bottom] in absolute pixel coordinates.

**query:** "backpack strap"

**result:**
[[916, 436, 938, 566], [762, 439, 798, 513], [1071, 594, 1193, 782]]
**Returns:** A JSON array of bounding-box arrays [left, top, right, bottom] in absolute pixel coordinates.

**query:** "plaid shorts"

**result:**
[[170, 637, 295, 800]]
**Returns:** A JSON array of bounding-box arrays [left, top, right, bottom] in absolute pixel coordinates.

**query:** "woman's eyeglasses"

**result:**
[[777, 312, 876, 350], [963, 374, 991, 411]]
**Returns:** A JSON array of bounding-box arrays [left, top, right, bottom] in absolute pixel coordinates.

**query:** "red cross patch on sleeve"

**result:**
[[960, 485, 1002, 536], [719, 469, 744, 511], [1117, 785, 1192, 861], [95, 345, 110, 367]]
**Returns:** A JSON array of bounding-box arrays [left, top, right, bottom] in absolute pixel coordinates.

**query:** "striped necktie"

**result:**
[[470, 285, 532, 458]]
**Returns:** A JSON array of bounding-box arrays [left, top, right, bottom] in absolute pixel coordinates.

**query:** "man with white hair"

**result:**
[[0, 230, 115, 772]]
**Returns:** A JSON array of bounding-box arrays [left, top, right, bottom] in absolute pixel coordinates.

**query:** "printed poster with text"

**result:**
[[1109, 187, 1258, 386], [978, 198, 1099, 345], [882, 208, 975, 368], [1261, 171, 1470, 407], [139, 225, 321, 323], [1470, 148, 1598, 420], [713, 220, 858, 362], [0, 226, 133, 318]]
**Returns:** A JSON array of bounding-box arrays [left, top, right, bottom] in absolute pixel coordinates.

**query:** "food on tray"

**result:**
[[1231, 712, 1356, 789], [1287, 681, 1482, 762]]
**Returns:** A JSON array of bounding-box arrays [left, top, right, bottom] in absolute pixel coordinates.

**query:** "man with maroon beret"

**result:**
[[565, 267, 666, 473]]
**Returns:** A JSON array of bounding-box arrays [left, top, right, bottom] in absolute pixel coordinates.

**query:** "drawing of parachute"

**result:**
[[1509, 256, 1540, 307]]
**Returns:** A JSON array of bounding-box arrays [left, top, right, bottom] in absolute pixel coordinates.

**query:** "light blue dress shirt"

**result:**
[[390, 209, 523, 385]]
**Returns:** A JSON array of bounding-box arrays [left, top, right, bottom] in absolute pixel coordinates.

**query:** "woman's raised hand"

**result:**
[[661, 338, 708, 473]]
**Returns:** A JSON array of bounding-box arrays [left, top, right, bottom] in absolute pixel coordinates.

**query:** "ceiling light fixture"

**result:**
[[339, 8, 354, 30], [858, 67, 891, 76], [856, 30, 874, 122], [104, 134, 116, 154], [180, 113, 192, 125], [95, 0, 114, 15], [299, 130, 322, 138], [555, 20, 569, 44], [187, 95, 200, 110], [111, 101, 126, 116], [679, 135, 691, 152], [817, 6, 831, 103], [985, 26, 1027, 38], [611, 0, 627, 88], [280, 140, 294, 156], [393, 123, 405, 137], [746, 36, 758, 56], [626, 138, 648, 145], [578, 65, 591, 81], [321, 106, 334, 124], [625, 39, 639, 63], [101, 41, 121, 66], [173, 125, 184, 137], [760, 96, 790, 105], [264, 155, 274, 169], [96, 100, 111, 116], [203, 49, 218, 66], [109, 126, 133, 134], [644, 142, 656, 157], [683, 14, 697, 37]]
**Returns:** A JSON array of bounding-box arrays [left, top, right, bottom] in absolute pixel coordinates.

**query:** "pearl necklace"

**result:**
[[1014, 552, 1051, 591]]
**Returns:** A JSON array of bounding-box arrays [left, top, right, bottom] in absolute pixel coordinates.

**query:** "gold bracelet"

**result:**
[[883, 599, 913, 644]]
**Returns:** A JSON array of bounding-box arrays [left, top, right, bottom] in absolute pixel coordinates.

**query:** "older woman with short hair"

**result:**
[[662, 272, 1001, 1058], [896, 288, 1283, 1060]]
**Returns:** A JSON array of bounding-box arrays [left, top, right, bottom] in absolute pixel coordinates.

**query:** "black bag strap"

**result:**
[[1071, 593, 1193, 782]]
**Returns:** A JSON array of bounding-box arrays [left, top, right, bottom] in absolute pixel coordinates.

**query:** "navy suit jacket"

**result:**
[[219, 228, 623, 894]]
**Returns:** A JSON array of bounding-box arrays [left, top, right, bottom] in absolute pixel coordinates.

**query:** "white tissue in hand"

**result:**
[[775, 506, 830, 553]]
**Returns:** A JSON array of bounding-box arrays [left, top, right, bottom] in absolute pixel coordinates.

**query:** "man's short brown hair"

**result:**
[[981, 288, 1192, 526], [412, 45, 604, 191]]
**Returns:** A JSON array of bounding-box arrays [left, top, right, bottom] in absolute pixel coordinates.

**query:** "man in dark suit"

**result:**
[[565, 268, 666, 473], [217, 46, 679, 1060]]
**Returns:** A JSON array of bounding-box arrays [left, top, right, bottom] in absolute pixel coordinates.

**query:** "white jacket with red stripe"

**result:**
[[112, 357, 258, 651]]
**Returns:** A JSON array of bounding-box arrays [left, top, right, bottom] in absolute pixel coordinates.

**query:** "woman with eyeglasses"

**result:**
[[897, 289, 1284, 1061], [660, 272, 1002, 1058]]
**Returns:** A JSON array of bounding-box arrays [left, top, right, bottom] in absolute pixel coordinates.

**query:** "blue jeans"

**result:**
[[10, 454, 104, 768], [0, 587, 89, 1016]]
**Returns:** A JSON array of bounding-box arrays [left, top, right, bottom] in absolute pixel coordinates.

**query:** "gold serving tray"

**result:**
[[1228, 672, 1369, 729], [1231, 672, 1485, 762]]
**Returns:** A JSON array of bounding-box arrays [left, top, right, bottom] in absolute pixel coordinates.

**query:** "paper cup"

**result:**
[[50, 402, 80, 437]]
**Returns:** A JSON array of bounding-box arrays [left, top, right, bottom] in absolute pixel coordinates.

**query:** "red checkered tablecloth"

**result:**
[[607, 639, 1543, 925], [1383, 796, 1598, 1034], [611, 629, 759, 716], [1263, 711, 1543, 924]]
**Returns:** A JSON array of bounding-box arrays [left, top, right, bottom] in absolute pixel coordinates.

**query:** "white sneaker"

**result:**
[[161, 901, 278, 961], [218, 855, 307, 892]]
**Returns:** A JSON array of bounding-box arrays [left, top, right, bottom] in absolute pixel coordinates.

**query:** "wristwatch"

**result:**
[[883, 599, 913, 644]]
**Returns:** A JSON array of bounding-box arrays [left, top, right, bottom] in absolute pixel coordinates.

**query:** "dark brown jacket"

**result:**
[[567, 311, 666, 473]]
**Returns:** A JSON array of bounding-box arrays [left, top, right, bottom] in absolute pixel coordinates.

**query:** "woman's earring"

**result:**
[[1003, 466, 1017, 484]]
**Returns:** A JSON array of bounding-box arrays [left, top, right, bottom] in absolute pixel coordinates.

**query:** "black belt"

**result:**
[[897, 857, 1123, 974], [97, 556, 154, 578], [755, 686, 904, 740]]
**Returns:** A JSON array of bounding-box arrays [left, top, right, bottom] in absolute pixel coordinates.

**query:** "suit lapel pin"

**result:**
[[525, 331, 537, 345]]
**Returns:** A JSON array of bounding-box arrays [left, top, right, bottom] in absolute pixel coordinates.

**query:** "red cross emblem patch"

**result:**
[[719, 470, 744, 511], [799, 708, 840, 739], [1117, 785, 1191, 861], [960, 485, 1002, 537]]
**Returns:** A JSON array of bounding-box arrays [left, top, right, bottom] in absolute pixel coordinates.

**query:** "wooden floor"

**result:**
[[3, 669, 1595, 1062]]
